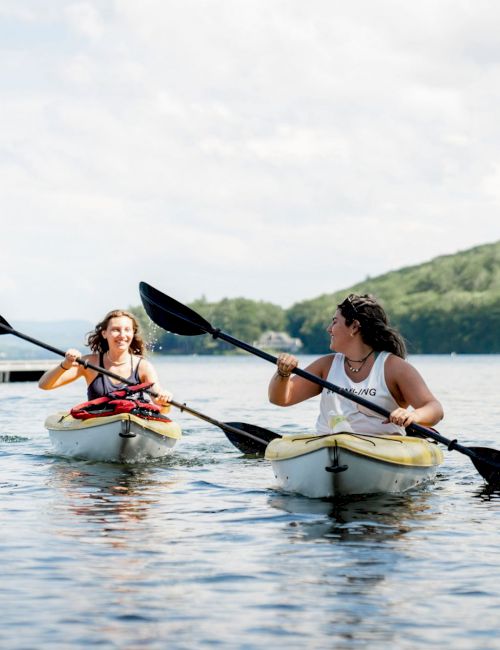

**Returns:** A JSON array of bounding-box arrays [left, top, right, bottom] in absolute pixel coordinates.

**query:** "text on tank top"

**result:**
[[315, 351, 405, 436]]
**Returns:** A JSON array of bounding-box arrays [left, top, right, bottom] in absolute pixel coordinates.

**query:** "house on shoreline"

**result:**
[[255, 331, 303, 353]]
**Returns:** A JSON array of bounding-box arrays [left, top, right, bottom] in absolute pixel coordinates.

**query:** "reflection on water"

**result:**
[[265, 490, 445, 649], [47, 461, 183, 548], [269, 490, 432, 544], [473, 483, 500, 502]]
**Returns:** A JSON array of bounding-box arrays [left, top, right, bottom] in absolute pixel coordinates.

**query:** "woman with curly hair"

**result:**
[[269, 294, 443, 435], [39, 309, 172, 409]]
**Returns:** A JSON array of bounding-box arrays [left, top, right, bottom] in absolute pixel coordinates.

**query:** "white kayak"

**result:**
[[264, 432, 444, 498], [45, 412, 182, 462]]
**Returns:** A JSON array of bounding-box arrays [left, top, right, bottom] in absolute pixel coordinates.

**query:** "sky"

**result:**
[[1, 0, 500, 323]]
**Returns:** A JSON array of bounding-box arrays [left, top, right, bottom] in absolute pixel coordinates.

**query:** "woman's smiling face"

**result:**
[[326, 309, 352, 351], [102, 316, 135, 351]]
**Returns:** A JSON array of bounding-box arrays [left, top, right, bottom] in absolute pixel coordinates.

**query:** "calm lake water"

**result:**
[[1, 354, 500, 649]]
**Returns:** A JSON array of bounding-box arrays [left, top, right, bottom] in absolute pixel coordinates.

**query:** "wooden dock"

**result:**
[[0, 360, 55, 383]]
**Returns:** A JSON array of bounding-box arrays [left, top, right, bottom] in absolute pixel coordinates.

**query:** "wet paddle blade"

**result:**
[[221, 421, 281, 455], [139, 282, 212, 336], [468, 447, 500, 485], [0, 315, 13, 335]]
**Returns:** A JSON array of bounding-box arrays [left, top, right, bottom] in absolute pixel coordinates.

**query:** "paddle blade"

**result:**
[[469, 447, 500, 485], [0, 315, 13, 335], [222, 421, 281, 455], [139, 282, 212, 336]]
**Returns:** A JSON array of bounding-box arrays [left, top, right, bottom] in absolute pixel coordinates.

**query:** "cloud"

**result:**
[[0, 1, 499, 320], [64, 2, 105, 41]]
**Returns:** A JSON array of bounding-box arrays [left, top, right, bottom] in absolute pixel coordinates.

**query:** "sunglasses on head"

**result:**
[[338, 294, 358, 320]]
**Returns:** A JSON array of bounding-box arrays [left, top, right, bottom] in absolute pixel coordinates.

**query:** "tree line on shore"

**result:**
[[132, 240, 500, 355]]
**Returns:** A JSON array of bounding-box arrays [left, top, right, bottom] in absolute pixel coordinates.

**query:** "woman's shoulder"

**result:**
[[383, 352, 408, 366], [132, 354, 148, 371], [78, 352, 101, 377], [83, 352, 100, 364], [135, 356, 155, 376], [306, 353, 336, 375], [384, 353, 418, 381], [382, 352, 401, 368]]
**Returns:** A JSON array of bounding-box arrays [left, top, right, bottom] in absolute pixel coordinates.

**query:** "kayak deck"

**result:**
[[265, 432, 444, 466]]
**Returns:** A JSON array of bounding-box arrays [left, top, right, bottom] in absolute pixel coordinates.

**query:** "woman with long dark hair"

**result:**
[[269, 294, 443, 435]]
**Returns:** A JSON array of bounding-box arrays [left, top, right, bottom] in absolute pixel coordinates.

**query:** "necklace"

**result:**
[[345, 350, 374, 373], [106, 352, 130, 366]]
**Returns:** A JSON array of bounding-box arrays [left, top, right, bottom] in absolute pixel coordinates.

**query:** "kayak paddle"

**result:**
[[0, 315, 279, 454], [138, 281, 500, 485]]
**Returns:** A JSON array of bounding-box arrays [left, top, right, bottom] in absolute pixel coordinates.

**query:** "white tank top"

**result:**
[[315, 351, 405, 436]]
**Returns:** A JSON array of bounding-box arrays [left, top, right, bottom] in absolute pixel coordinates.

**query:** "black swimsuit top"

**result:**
[[87, 353, 142, 400]]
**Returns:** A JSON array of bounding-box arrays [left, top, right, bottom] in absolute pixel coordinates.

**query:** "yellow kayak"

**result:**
[[45, 411, 182, 462], [265, 432, 444, 498]]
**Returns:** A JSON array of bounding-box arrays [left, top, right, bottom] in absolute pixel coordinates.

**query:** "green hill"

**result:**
[[2, 244, 496, 359], [287, 240, 500, 353], [132, 240, 500, 355]]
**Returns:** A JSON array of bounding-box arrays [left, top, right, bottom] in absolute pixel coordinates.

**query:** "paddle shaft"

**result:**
[[167, 400, 272, 446], [0, 321, 270, 447]]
